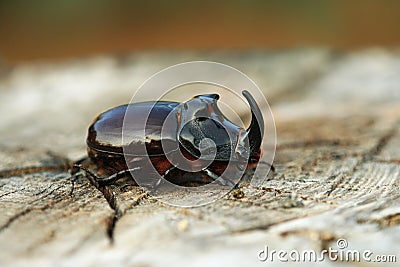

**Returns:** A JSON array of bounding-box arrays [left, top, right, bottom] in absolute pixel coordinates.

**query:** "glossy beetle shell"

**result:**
[[87, 101, 179, 156], [87, 102, 180, 178]]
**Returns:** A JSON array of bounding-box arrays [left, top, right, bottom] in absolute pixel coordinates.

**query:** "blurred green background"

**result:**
[[1, 0, 399, 63]]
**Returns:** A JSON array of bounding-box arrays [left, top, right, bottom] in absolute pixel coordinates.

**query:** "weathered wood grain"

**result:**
[[0, 49, 399, 267], [0, 149, 114, 266]]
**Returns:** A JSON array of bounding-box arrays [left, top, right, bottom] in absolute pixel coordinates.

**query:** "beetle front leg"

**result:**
[[202, 168, 237, 188], [151, 165, 178, 191], [74, 164, 140, 186]]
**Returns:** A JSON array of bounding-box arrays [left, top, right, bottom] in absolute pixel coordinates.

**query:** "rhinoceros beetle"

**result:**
[[74, 90, 265, 187]]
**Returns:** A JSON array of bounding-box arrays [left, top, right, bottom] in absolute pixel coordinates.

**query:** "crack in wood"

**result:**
[[93, 185, 120, 243], [25, 229, 56, 253], [373, 159, 400, 164], [0, 180, 70, 233], [0, 193, 63, 232], [0, 152, 73, 179], [0, 165, 69, 179], [364, 121, 399, 161], [336, 120, 400, 188], [277, 139, 356, 150], [105, 191, 149, 243], [79, 171, 149, 243], [71, 169, 119, 240], [324, 174, 345, 197], [0, 188, 25, 198], [28, 185, 65, 204], [222, 209, 333, 235], [0, 208, 34, 232]]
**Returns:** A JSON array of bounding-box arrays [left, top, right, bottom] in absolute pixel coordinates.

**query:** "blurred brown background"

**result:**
[[1, 0, 400, 64]]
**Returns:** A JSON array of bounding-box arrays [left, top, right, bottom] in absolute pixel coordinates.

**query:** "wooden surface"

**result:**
[[0, 49, 399, 266]]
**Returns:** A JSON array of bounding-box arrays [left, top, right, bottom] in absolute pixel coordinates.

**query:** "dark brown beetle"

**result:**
[[74, 90, 265, 187]]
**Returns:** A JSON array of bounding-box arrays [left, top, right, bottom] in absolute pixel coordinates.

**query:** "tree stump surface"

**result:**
[[0, 49, 399, 266]]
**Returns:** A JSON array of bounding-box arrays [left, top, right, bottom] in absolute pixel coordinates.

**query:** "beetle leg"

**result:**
[[258, 161, 275, 172], [69, 157, 89, 175], [152, 165, 178, 190], [96, 168, 141, 186], [202, 168, 237, 188], [73, 164, 140, 186]]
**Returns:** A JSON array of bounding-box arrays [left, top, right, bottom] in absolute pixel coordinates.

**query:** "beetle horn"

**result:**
[[242, 90, 264, 153]]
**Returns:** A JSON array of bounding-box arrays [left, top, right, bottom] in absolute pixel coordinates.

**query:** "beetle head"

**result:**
[[177, 90, 263, 162]]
